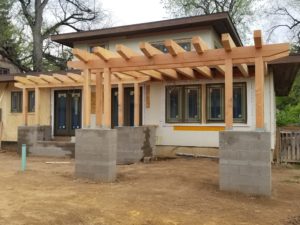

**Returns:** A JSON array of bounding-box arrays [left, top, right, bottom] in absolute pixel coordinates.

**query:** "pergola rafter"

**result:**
[[14, 30, 290, 130]]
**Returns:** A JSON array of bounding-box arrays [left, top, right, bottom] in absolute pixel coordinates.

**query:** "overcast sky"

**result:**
[[101, 0, 168, 26]]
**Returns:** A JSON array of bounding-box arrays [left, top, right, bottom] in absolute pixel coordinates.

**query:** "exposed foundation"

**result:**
[[219, 131, 272, 196], [75, 128, 117, 182], [116, 126, 156, 164], [17, 126, 74, 157]]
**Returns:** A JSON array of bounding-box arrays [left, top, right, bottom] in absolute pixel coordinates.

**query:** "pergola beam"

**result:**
[[222, 33, 236, 52], [15, 76, 36, 85], [194, 67, 212, 78], [165, 39, 185, 56], [192, 36, 208, 54], [67, 73, 84, 82], [116, 44, 138, 60], [27, 75, 49, 84], [139, 70, 163, 80], [221, 33, 249, 77], [139, 42, 179, 79], [93, 46, 119, 61], [53, 74, 75, 83], [254, 30, 263, 48], [73, 48, 99, 63], [176, 68, 195, 79], [40, 74, 62, 84]]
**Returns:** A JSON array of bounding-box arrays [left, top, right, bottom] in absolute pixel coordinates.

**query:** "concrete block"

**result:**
[[17, 126, 52, 154], [116, 126, 156, 164], [75, 129, 117, 182], [219, 131, 272, 196]]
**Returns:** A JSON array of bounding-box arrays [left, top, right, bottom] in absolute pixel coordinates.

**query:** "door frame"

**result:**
[[52, 88, 83, 137], [111, 86, 143, 128]]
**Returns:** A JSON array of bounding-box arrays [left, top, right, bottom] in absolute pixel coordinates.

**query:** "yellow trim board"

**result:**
[[174, 126, 225, 131]]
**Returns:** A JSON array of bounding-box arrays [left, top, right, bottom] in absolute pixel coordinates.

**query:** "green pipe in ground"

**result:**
[[21, 144, 26, 171]]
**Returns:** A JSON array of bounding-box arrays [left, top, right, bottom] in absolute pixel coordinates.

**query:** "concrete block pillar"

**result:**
[[219, 131, 272, 196], [75, 129, 117, 182]]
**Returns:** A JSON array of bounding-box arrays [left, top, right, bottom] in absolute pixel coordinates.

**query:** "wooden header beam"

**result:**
[[68, 43, 289, 72]]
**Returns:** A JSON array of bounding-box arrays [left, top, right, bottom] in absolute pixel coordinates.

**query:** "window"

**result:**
[[28, 91, 35, 112], [152, 39, 191, 53], [11, 91, 22, 113], [0, 67, 10, 75], [166, 85, 201, 123], [206, 83, 247, 123], [207, 84, 225, 122], [233, 83, 247, 122], [89, 43, 107, 53]]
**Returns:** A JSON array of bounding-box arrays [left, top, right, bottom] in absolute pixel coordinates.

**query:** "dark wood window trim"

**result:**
[[166, 85, 201, 123], [28, 91, 35, 113], [206, 82, 247, 124], [11, 91, 22, 113]]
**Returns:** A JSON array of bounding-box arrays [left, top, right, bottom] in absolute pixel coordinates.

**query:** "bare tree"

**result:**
[[266, 0, 300, 52], [16, 0, 109, 72], [161, 0, 256, 42]]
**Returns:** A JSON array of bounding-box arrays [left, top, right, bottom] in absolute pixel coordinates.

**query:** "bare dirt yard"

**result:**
[[0, 152, 300, 225]]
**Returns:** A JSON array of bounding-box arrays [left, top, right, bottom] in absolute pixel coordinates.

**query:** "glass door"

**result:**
[[54, 90, 82, 136]]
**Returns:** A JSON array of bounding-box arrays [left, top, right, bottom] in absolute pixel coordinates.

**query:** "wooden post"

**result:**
[[22, 88, 28, 126], [225, 58, 233, 130], [35, 87, 40, 126], [118, 83, 124, 127], [103, 68, 112, 128], [96, 71, 103, 127], [134, 82, 140, 127], [83, 69, 91, 128], [255, 56, 265, 129]]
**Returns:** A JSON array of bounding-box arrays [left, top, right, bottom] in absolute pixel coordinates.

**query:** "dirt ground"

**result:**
[[0, 152, 300, 225]]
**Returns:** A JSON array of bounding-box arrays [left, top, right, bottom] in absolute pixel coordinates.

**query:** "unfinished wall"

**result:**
[[219, 131, 272, 196], [0, 83, 51, 142], [117, 126, 156, 164]]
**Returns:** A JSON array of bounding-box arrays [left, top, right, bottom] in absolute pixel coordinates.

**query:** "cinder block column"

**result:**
[[219, 131, 271, 196], [75, 129, 117, 182]]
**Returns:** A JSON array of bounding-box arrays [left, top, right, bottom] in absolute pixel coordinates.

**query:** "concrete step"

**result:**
[[30, 140, 75, 158], [51, 136, 72, 142]]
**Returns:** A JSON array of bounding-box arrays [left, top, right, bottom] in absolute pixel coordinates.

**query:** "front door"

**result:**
[[54, 90, 82, 136], [111, 87, 142, 128]]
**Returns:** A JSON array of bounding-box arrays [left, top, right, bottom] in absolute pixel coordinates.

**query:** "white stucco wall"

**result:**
[[142, 76, 276, 149]]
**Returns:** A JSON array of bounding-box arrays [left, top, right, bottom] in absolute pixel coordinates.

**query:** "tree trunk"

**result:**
[[32, 0, 44, 72]]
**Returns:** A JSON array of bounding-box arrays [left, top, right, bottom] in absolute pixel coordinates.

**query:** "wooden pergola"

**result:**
[[15, 30, 289, 130]]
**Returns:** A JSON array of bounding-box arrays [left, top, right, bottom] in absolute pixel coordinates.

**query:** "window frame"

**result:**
[[206, 82, 247, 124], [165, 85, 201, 123], [233, 82, 247, 123], [11, 91, 22, 113], [28, 90, 35, 113], [206, 83, 225, 123]]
